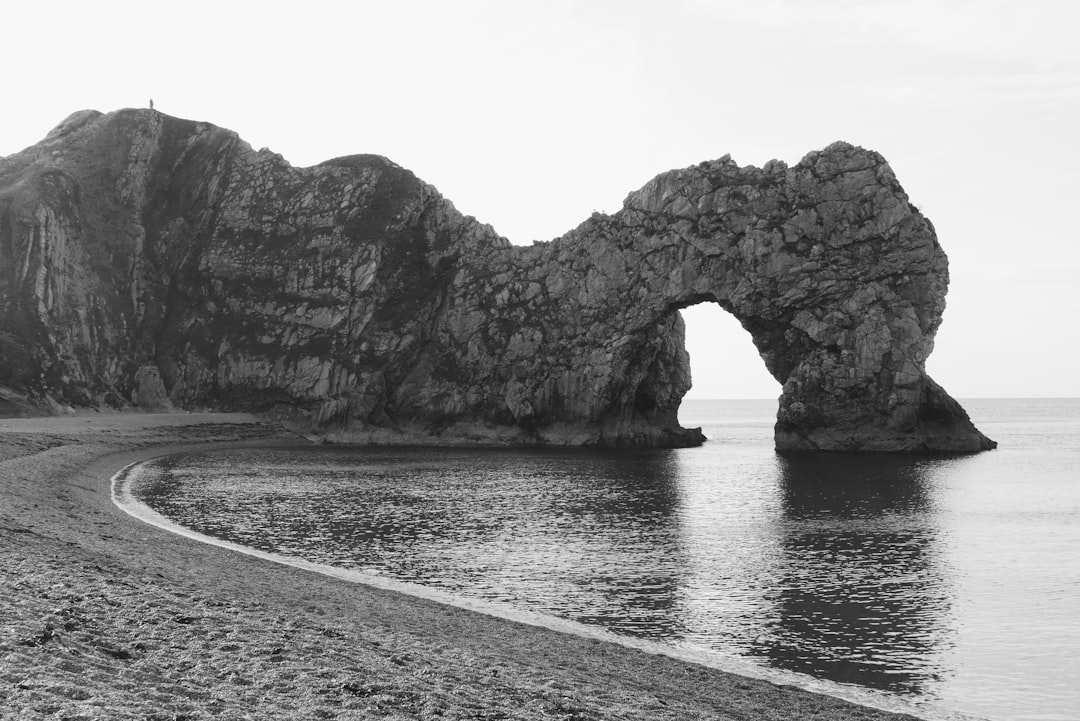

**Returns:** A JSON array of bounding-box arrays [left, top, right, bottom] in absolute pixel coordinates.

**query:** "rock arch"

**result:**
[[438, 143, 995, 452], [0, 109, 994, 452]]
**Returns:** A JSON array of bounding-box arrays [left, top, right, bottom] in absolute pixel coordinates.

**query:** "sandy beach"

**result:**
[[0, 413, 921, 720]]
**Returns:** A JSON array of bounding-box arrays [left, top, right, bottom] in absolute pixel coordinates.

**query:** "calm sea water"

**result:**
[[125, 399, 1080, 721]]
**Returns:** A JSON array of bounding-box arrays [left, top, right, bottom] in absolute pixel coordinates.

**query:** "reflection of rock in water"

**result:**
[[541, 449, 690, 639], [751, 454, 954, 695], [136, 447, 693, 640]]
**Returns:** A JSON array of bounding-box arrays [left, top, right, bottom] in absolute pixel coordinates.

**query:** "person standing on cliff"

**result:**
[[149, 99, 154, 111]]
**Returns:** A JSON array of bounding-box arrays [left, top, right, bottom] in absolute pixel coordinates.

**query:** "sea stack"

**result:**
[[0, 109, 995, 451]]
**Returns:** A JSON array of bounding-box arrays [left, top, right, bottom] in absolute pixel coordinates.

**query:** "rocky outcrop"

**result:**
[[0, 108, 994, 451]]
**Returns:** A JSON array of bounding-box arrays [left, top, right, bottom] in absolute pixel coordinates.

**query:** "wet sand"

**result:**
[[1, 413, 921, 720]]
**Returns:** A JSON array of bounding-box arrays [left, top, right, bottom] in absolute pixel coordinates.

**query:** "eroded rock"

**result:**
[[0, 109, 994, 451]]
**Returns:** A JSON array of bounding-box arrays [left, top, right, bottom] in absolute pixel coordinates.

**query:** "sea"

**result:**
[[117, 398, 1080, 721]]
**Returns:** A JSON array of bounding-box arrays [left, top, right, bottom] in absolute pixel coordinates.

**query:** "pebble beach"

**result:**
[[0, 413, 921, 720]]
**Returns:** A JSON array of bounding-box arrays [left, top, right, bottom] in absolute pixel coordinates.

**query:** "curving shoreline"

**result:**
[[1, 413, 926, 720]]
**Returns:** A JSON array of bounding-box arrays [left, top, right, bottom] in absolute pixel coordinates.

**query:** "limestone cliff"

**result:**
[[0, 109, 995, 451]]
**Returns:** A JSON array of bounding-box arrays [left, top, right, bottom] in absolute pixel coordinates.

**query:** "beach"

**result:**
[[1, 413, 920, 720]]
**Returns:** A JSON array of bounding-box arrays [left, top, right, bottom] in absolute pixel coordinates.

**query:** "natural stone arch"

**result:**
[[445, 142, 995, 452], [1, 109, 993, 452]]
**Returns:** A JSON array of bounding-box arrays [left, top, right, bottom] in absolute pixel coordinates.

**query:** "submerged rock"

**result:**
[[0, 109, 994, 451]]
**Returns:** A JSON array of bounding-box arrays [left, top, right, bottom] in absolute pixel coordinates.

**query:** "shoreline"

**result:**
[[2, 413, 927, 720]]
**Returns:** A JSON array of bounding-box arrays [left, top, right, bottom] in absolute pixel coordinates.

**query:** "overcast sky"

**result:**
[[3, 0, 1077, 398]]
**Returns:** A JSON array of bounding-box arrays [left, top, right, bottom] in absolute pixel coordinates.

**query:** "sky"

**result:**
[[2, 0, 1077, 398]]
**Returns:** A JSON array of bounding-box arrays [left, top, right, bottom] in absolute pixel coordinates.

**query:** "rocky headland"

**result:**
[[0, 108, 994, 451]]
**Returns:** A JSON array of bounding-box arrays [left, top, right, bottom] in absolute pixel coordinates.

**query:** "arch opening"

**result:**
[[677, 302, 782, 432], [680, 302, 782, 401]]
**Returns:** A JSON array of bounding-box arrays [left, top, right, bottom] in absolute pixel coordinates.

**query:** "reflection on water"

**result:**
[[134, 447, 953, 694], [129, 398, 1080, 721], [138, 448, 696, 640], [759, 455, 951, 695]]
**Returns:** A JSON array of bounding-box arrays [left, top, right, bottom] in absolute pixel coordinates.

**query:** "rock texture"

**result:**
[[0, 108, 994, 451]]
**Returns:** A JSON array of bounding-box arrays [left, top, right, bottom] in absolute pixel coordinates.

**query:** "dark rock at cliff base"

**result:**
[[0, 109, 995, 451]]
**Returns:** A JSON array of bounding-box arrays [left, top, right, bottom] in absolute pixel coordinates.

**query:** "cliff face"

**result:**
[[0, 109, 995, 451]]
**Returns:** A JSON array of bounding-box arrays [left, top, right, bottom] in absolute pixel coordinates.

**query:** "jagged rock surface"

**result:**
[[0, 109, 994, 451]]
